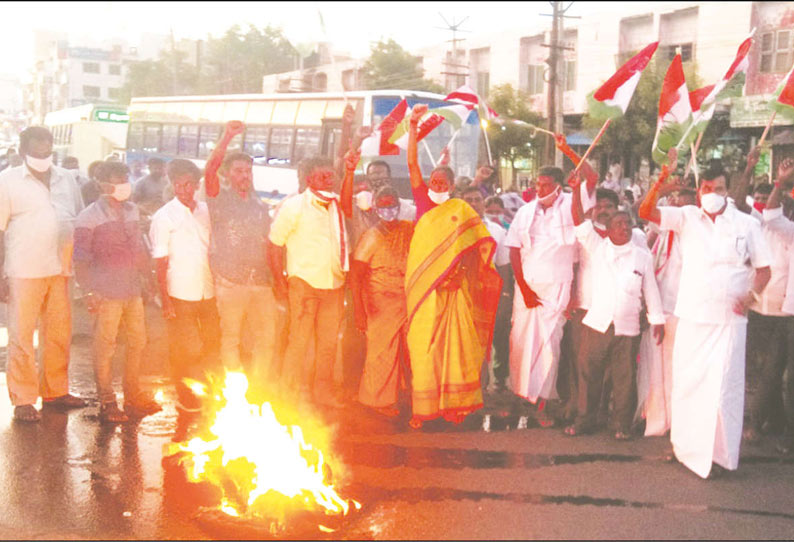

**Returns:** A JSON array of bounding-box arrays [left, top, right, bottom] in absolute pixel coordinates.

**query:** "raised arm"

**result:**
[[731, 146, 761, 215], [569, 170, 585, 226], [639, 148, 677, 226], [555, 133, 597, 192], [334, 104, 356, 180], [205, 121, 245, 198], [766, 158, 794, 210], [407, 104, 428, 191], [340, 146, 361, 219]]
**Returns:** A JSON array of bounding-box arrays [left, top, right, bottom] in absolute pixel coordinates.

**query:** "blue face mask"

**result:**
[[375, 205, 399, 222]]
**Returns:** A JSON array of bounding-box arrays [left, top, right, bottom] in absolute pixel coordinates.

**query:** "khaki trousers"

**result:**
[[93, 296, 146, 404], [215, 277, 277, 380], [6, 276, 71, 406], [282, 277, 344, 403]]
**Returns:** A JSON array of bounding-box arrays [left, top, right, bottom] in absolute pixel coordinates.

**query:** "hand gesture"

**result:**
[[410, 104, 429, 125], [747, 146, 762, 170], [355, 125, 373, 142], [732, 291, 755, 316], [777, 157, 794, 186], [344, 147, 361, 172], [439, 147, 451, 166], [567, 170, 583, 189], [667, 147, 678, 166], [474, 165, 493, 181], [225, 120, 245, 138], [554, 133, 567, 149], [652, 324, 665, 346], [520, 284, 543, 309], [342, 104, 355, 126]]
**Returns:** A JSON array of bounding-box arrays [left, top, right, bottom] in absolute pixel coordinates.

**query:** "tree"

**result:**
[[582, 58, 703, 175], [362, 39, 444, 92], [120, 48, 197, 103], [486, 83, 545, 185]]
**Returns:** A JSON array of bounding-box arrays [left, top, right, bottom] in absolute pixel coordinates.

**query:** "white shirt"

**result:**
[[0, 164, 84, 278], [269, 190, 348, 290], [505, 184, 595, 285], [650, 227, 684, 316], [484, 217, 510, 267], [576, 221, 665, 336], [757, 206, 794, 316], [398, 198, 417, 221], [574, 225, 648, 310], [149, 197, 214, 301], [660, 204, 772, 324]]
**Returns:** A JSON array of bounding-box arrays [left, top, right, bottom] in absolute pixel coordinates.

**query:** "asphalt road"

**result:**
[[0, 301, 792, 540]]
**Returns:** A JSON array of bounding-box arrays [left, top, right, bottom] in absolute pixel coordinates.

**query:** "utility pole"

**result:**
[[541, 1, 578, 166], [437, 14, 470, 92]]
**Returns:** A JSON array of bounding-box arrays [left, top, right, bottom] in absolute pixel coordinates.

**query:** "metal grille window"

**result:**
[[243, 126, 269, 163], [178, 124, 199, 157], [83, 62, 100, 73], [127, 122, 144, 152], [143, 123, 161, 153], [528, 65, 545, 95], [268, 127, 293, 165], [83, 85, 100, 98], [293, 128, 321, 164], [198, 124, 221, 159], [761, 30, 793, 74], [161, 124, 179, 154]]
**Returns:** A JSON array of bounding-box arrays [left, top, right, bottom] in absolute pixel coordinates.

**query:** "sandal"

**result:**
[[100, 402, 129, 424], [408, 417, 423, 430], [374, 405, 400, 418], [125, 395, 162, 418], [613, 431, 631, 441], [742, 427, 761, 444], [43, 394, 87, 410], [563, 424, 579, 437], [13, 405, 41, 423]]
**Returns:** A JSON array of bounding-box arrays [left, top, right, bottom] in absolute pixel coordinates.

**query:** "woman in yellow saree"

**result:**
[[404, 104, 502, 428]]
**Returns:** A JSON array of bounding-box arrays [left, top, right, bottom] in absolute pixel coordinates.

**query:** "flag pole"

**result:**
[[421, 139, 437, 168], [758, 111, 777, 147], [684, 132, 703, 180], [572, 118, 611, 174]]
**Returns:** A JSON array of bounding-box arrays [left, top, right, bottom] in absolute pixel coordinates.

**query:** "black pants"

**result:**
[[167, 297, 221, 408], [558, 309, 585, 416], [575, 324, 636, 433], [746, 311, 794, 435]]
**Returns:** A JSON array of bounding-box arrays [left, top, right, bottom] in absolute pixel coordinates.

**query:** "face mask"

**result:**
[[593, 221, 607, 231], [485, 213, 502, 224], [753, 201, 766, 213], [428, 189, 450, 205], [109, 182, 132, 202], [312, 189, 337, 201], [538, 185, 560, 206], [700, 192, 726, 214], [376, 206, 399, 222], [25, 154, 53, 173], [356, 190, 373, 211]]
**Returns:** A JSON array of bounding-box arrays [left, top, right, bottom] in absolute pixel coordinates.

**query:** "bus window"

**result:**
[[198, 124, 221, 159], [243, 126, 269, 164], [178, 124, 199, 157], [127, 122, 144, 152], [320, 120, 342, 158], [293, 127, 321, 164], [161, 124, 179, 154], [143, 123, 161, 153], [268, 127, 293, 165], [67, 124, 73, 144]]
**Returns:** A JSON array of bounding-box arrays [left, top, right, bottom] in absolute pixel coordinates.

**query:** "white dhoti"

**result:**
[[509, 280, 570, 403], [670, 318, 746, 479], [636, 316, 678, 436]]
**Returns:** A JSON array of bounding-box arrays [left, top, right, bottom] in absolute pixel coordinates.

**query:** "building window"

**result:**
[[476, 73, 490, 98], [661, 43, 693, 62], [108, 88, 121, 100], [564, 59, 576, 91], [109, 64, 121, 76], [83, 85, 100, 98], [527, 65, 545, 95], [82, 62, 100, 73], [761, 29, 794, 74]]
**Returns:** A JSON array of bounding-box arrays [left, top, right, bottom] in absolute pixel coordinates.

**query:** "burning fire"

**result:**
[[166, 372, 360, 529]]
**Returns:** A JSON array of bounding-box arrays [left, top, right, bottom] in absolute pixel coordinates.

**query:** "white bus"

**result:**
[[126, 90, 484, 199], [44, 103, 129, 167]]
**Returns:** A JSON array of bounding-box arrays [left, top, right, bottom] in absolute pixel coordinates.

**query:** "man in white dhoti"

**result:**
[[636, 182, 697, 437], [639, 155, 772, 479], [505, 165, 595, 425]]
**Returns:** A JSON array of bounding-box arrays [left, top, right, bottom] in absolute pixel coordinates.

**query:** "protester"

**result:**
[[81, 160, 105, 206], [564, 171, 665, 439], [73, 161, 160, 423], [485, 195, 511, 229], [350, 186, 414, 416], [62, 156, 89, 187], [504, 135, 597, 426], [404, 103, 502, 428], [268, 153, 354, 408], [149, 158, 219, 414], [639, 149, 772, 479], [0, 126, 86, 422], [134, 157, 168, 216]]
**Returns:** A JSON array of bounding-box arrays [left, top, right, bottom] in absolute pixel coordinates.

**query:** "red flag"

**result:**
[[688, 84, 714, 111], [377, 99, 409, 155]]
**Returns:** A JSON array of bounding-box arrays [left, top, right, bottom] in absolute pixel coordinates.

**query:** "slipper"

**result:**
[[408, 417, 423, 430], [373, 405, 400, 418], [563, 424, 579, 437], [13, 405, 41, 423], [613, 431, 632, 441], [100, 402, 129, 424], [43, 394, 87, 410], [125, 395, 162, 418]]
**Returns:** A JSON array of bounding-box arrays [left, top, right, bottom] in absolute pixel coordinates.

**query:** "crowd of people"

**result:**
[[1, 106, 793, 480]]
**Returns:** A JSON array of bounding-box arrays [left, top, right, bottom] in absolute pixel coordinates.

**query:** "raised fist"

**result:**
[[225, 120, 245, 138], [778, 157, 794, 186], [410, 104, 429, 125], [344, 147, 361, 171], [747, 146, 761, 169], [342, 104, 355, 125]]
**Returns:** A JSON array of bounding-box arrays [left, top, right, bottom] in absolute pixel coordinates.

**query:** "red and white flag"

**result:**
[[444, 84, 498, 120], [587, 42, 659, 120], [652, 54, 692, 165], [359, 99, 409, 156]]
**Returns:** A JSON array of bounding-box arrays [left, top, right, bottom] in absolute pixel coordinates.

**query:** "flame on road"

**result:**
[[166, 372, 359, 526]]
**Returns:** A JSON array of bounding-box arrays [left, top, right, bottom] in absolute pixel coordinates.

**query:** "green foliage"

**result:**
[[362, 39, 444, 93], [486, 84, 545, 183], [583, 58, 704, 165]]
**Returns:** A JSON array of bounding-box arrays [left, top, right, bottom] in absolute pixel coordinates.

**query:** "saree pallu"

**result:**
[[405, 199, 502, 421]]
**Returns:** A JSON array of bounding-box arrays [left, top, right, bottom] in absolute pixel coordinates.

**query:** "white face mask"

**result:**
[[25, 154, 53, 173], [312, 189, 337, 201], [593, 221, 607, 231], [538, 185, 560, 206], [110, 182, 132, 202], [700, 192, 726, 214], [428, 189, 450, 205], [356, 190, 373, 211]]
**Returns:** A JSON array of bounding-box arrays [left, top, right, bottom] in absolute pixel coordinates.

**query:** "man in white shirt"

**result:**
[[0, 126, 86, 422], [565, 182, 665, 439], [462, 186, 512, 391], [745, 159, 794, 450], [268, 155, 354, 408], [637, 185, 697, 437], [150, 159, 220, 414], [504, 165, 596, 425], [639, 156, 772, 479]]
